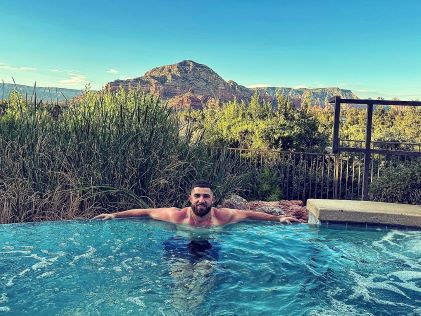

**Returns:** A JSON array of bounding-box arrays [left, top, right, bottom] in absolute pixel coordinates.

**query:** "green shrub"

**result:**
[[369, 158, 421, 204], [255, 166, 283, 201]]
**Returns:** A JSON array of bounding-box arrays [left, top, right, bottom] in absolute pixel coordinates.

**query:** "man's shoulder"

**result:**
[[169, 207, 189, 219], [213, 207, 239, 219], [213, 207, 250, 224], [214, 207, 247, 213], [149, 207, 188, 223]]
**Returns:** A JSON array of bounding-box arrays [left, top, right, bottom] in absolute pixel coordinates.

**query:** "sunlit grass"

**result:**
[[0, 87, 251, 223]]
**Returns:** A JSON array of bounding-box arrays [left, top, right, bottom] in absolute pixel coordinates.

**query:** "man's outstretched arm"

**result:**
[[227, 209, 300, 224], [93, 207, 178, 221]]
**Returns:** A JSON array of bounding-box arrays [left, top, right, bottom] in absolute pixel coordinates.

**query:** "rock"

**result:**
[[248, 201, 285, 215], [279, 200, 304, 207], [289, 207, 308, 222], [253, 206, 285, 216], [220, 195, 308, 222], [219, 194, 249, 210]]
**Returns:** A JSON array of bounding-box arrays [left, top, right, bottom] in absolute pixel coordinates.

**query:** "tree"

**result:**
[[300, 90, 312, 113]]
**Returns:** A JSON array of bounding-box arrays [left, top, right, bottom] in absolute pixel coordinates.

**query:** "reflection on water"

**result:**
[[163, 236, 220, 313], [164, 237, 220, 263]]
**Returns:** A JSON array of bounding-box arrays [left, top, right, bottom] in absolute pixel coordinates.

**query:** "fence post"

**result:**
[[332, 96, 341, 154], [362, 102, 374, 200], [334, 154, 340, 199], [331, 96, 342, 199]]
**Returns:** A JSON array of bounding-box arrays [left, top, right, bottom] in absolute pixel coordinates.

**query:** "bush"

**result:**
[[254, 166, 283, 201], [369, 158, 421, 204]]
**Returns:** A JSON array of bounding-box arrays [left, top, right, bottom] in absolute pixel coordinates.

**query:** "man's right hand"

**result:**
[[93, 213, 116, 220]]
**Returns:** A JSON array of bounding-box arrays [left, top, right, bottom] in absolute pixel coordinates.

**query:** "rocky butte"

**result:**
[[105, 60, 358, 109]]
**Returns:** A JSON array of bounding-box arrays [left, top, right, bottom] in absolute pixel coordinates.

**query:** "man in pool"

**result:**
[[95, 180, 298, 312], [93, 180, 299, 225]]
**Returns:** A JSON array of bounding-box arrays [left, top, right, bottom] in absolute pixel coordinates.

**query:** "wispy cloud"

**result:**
[[58, 73, 89, 87], [0, 63, 36, 71], [106, 68, 118, 74]]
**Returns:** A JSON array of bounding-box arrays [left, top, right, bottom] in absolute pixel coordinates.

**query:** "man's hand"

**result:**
[[279, 216, 300, 224], [93, 213, 116, 220]]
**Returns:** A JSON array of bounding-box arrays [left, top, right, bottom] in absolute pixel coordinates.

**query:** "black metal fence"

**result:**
[[331, 97, 421, 200], [208, 147, 419, 201]]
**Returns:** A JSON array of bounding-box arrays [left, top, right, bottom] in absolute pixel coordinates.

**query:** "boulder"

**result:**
[[219, 194, 248, 210], [220, 195, 308, 222]]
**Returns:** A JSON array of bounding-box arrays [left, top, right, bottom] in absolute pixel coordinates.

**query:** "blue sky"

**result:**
[[1, 0, 420, 99]]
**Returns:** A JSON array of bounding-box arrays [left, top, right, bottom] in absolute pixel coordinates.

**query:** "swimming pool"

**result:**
[[1, 220, 420, 315]]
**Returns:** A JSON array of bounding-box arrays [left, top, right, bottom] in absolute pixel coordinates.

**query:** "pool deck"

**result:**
[[306, 199, 421, 228]]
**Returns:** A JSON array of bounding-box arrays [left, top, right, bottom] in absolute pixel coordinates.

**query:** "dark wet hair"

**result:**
[[191, 180, 213, 191]]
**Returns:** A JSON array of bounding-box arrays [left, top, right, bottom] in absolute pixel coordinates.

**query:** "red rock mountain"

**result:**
[[105, 60, 252, 109], [105, 60, 358, 109]]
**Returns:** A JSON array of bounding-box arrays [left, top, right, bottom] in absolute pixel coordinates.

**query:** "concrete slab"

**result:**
[[306, 199, 421, 228]]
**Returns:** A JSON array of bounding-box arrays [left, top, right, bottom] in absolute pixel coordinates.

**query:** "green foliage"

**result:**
[[300, 90, 312, 113], [255, 166, 283, 201], [200, 93, 328, 152], [310, 105, 421, 146], [191, 148, 254, 206], [369, 159, 421, 204]]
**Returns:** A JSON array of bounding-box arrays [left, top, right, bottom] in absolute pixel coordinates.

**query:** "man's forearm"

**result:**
[[114, 209, 150, 218], [245, 211, 284, 222]]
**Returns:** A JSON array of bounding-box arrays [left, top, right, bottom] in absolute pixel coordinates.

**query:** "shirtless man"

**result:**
[[93, 180, 299, 225]]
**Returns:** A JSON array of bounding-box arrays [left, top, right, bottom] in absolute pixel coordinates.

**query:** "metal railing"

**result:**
[[340, 140, 421, 153], [331, 97, 421, 200], [208, 147, 419, 202]]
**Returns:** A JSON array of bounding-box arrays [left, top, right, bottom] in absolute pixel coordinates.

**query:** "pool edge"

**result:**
[[306, 199, 421, 228]]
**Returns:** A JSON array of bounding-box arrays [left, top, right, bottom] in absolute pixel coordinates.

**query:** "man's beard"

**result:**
[[191, 203, 212, 217]]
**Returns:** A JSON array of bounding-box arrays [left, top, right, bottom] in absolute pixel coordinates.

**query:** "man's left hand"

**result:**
[[279, 216, 300, 224]]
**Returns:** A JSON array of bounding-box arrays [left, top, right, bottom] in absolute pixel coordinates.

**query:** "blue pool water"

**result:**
[[0, 220, 420, 315]]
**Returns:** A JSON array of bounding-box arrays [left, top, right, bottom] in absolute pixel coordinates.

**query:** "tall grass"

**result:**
[[0, 88, 251, 223]]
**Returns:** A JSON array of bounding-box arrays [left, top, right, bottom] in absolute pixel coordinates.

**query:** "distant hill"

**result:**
[[106, 60, 252, 109], [0, 83, 84, 102], [254, 87, 358, 107], [106, 60, 359, 108], [1, 62, 359, 107]]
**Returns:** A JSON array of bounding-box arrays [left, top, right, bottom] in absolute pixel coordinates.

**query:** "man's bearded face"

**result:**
[[189, 187, 214, 217]]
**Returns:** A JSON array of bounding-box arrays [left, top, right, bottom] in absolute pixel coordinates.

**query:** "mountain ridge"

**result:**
[[0, 83, 83, 102], [106, 60, 358, 108], [254, 86, 357, 107], [1, 61, 359, 107]]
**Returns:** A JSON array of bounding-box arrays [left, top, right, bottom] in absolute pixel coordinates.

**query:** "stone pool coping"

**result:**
[[306, 199, 421, 228]]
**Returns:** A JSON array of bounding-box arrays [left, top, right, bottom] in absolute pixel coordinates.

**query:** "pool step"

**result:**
[[306, 199, 421, 228]]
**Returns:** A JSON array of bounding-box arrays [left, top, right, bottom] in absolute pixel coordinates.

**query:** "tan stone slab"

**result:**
[[306, 199, 421, 228]]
